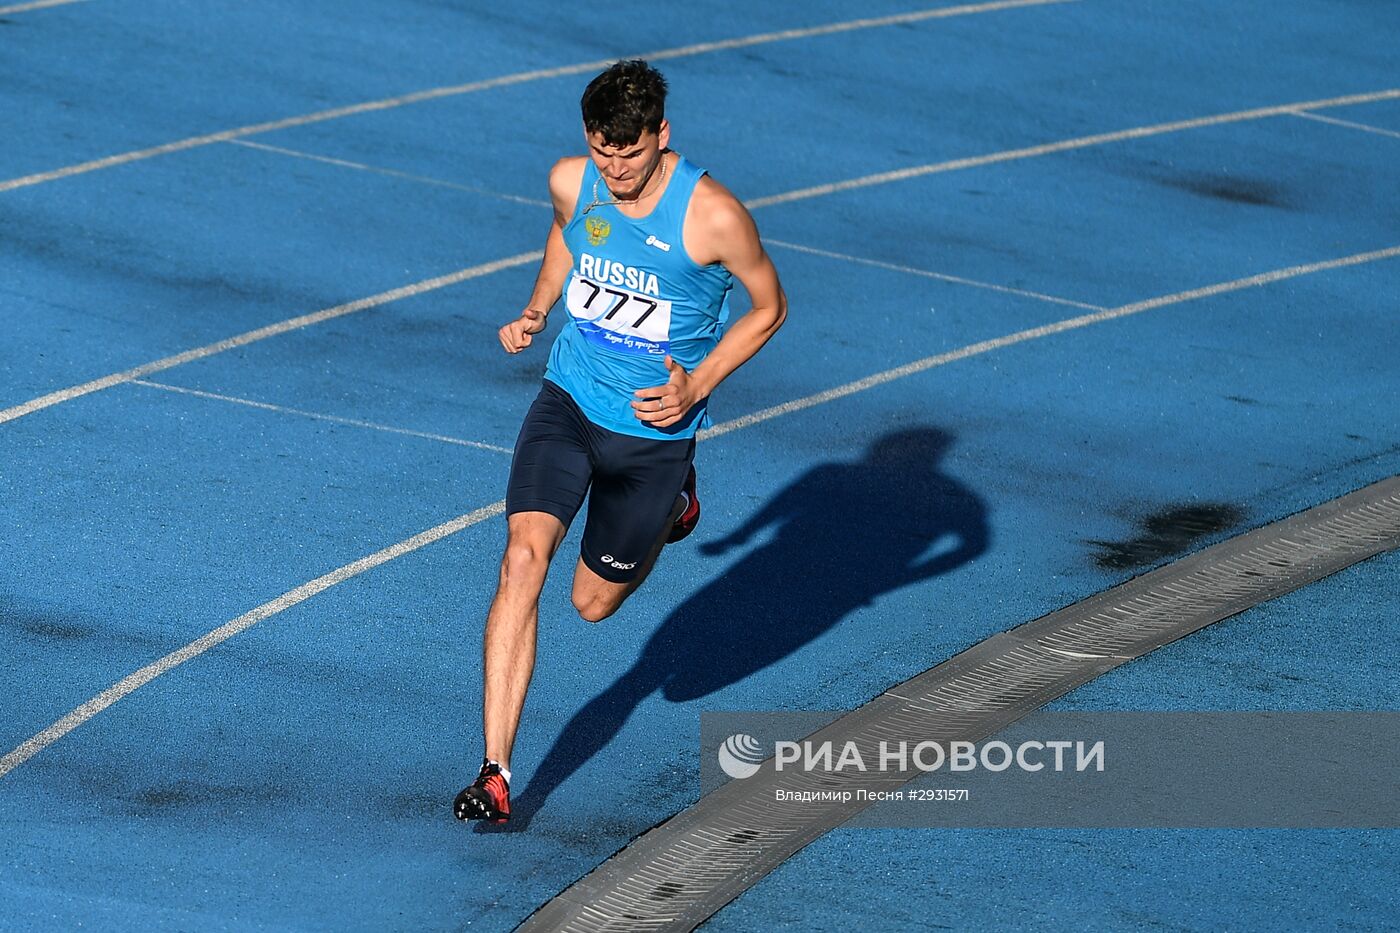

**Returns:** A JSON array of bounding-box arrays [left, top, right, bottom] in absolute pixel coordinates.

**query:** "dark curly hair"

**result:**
[[580, 60, 668, 146]]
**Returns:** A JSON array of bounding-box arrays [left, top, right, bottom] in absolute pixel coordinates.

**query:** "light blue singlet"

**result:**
[[544, 154, 733, 440]]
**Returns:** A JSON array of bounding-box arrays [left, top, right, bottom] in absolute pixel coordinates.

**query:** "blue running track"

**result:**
[[2, 0, 1397, 929]]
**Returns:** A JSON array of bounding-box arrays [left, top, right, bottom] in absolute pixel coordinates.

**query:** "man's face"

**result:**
[[586, 120, 670, 198]]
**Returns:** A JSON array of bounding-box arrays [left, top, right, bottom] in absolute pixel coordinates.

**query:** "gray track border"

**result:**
[[519, 476, 1400, 932]]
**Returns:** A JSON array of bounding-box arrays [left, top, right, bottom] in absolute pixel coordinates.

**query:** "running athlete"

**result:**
[[454, 60, 787, 823]]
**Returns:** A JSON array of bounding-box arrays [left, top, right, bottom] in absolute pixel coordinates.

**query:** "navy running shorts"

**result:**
[[506, 379, 694, 583]]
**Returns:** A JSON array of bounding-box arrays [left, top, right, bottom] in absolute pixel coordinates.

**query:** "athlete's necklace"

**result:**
[[581, 152, 668, 215]]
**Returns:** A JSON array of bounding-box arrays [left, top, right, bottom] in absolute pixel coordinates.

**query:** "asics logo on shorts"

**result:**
[[600, 554, 637, 570]]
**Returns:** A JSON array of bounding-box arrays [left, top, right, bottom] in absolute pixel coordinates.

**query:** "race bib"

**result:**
[[565, 273, 672, 357]]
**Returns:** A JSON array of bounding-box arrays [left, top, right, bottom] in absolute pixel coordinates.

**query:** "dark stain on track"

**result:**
[[1157, 173, 1287, 208], [130, 780, 285, 813], [135, 786, 203, 808], [2, 600, 97, 641], [12, 617, 94, 641], [1089, 503, 1246, 571], [2, 597, 178, 652]]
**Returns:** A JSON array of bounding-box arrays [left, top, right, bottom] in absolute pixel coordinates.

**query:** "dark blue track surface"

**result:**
[[3, 1, 1398, 930]]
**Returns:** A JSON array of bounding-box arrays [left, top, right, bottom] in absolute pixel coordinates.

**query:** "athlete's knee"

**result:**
[[499, 539, 551, 590], [572, 589, 623, 624]]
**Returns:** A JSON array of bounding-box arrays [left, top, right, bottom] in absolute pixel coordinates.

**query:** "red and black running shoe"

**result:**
[[454, 758, 510, 823], [668, 465, 700, 543]]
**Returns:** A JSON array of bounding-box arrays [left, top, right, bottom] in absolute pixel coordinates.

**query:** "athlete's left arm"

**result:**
[[632, 185, 786, 427]]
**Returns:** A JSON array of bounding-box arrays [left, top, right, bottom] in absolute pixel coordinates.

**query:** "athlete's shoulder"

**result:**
[[685, 173, 759, 265], [690, 173, 747, 222], [549, 156, 588, 186], [548, 157, 589, 222]]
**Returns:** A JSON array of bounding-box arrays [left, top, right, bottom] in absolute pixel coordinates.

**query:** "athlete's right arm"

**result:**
[[499, 158, 584, 354]]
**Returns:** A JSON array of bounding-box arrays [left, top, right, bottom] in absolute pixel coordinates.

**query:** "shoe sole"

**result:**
[[454, 792, 509, 823]]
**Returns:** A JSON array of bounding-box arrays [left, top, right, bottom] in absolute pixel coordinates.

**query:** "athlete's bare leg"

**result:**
[[483, 511, 568, 771], [570, 495, 685, 623]]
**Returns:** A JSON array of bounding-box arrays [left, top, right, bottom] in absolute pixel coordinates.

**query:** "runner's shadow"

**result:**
[[483, 427, 989, 831]]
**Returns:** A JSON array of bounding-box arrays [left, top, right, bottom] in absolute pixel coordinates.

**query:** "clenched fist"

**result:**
[[499, 307, 548, 354]]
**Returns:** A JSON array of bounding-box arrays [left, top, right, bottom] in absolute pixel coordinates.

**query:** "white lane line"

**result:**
[[226, 139, 552, 208], [5, 241, 1397, 779], [8, 85, 1400, 428], [699, 243, 1400, 439], [0, 250, 542, 425], [1288, 109, 1400, 142], [0, 0, 88, 14], [0, 0, 1071, 194], [229, 144, 1089, 313], [766, 239, 1104, 311], [230, 146, 1084, 312], [130, 380, 514, 454], [0, 501, 507, 780], [746, 88, 1400, 209]]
